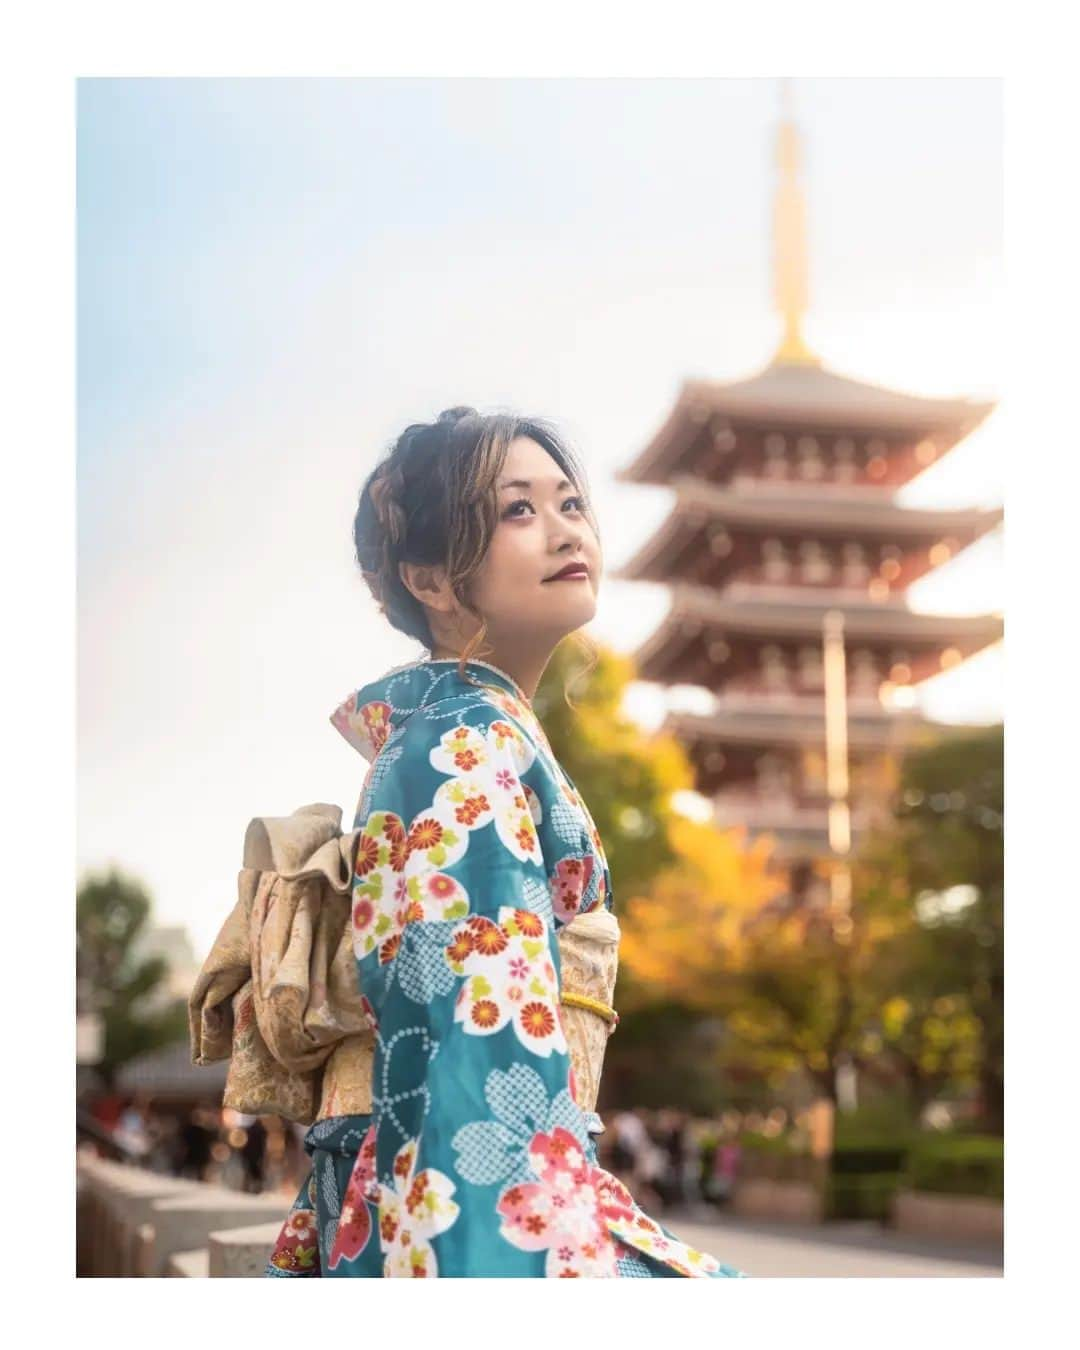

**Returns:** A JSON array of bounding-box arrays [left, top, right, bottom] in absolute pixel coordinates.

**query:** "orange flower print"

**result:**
[[512, 909, 544, 938], [354, 832, 380, 878], [445, 932, 474, 964], [378, 932, 401, 965], [383, 813, 408, 845], [447, 726, 483, 771], [408, 816, 444, 853], [379, 1137, 459, 1278], [469, 918, 509, 956], [454, 791, 491, 826], [471, 999, 500, 1028], [360, 700, 393, 754], [516, 821, 538, 854], [520, 1002, 556, 1038], [449, 907, 567, 1057]]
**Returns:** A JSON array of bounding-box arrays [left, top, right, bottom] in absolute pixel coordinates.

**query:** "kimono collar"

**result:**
[[329, 657, 534, 764]]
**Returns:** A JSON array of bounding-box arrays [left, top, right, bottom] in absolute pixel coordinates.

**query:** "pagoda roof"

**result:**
[[633, 583, 1003, 683], [664, 703, 938, 753], [619, 357, 996, 485], [614, 479, 1002, 583]]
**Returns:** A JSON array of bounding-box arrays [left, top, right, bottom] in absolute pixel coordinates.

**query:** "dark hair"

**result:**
[[353, 406, 599, 695]]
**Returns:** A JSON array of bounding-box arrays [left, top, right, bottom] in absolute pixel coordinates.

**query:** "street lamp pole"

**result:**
[[823, 609, 853, 940], [816, 610, 859, 1149]]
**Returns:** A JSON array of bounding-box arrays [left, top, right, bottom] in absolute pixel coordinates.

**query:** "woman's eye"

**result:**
[[503, 495, 583, 519]]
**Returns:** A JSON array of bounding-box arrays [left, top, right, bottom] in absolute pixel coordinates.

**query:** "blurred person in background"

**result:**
[[240, 1116, 268, 1193], [177, 1105, 215, 1181], [659, 1109, 690, 1210], [705, 1129, 742, 1208], [610, 1107, 647, 1179], [114, 1092, 153, 1161]]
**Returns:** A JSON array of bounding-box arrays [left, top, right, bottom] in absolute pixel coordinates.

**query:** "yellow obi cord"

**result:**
[[560, 990, 620, 1029]]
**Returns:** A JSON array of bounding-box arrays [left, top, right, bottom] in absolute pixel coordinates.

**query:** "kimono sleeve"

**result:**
[[344, 704, 614, 1277]]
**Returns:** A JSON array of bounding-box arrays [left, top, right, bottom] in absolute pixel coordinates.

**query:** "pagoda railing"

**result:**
[[712, 794, 879, 833]]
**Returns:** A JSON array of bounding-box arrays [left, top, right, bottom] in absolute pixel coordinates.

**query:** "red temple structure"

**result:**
[[613, 84, 1002, 897]]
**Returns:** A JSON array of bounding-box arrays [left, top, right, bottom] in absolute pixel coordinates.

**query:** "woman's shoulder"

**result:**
[[389, 682, 545, 774]]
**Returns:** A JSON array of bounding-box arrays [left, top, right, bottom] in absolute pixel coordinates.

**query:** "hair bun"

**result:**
[[436, 406, 478, 425]]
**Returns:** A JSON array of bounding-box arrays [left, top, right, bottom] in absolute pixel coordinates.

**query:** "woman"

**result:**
[[266, 407, 747, 1278]]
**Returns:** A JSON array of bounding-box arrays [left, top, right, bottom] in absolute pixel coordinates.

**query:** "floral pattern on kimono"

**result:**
[[266, 657, 748, 1278]]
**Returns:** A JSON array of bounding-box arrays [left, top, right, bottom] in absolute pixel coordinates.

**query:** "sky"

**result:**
[[77, 77, 1002, 952]]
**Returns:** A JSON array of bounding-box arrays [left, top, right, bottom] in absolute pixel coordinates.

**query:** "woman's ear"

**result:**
[[399, 560, 455, 614]]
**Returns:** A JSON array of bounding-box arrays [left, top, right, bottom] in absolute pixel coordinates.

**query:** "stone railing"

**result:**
[[731, 1151, 828, 1225], [77, 1153, 291, 1277], [889, 1188, 1003, 1244]]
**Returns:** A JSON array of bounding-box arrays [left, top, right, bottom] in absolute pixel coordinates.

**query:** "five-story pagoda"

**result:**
[[614, 86, 1002, 897]]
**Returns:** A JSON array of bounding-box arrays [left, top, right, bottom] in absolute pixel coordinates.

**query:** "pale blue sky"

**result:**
[[77, 77, 1002, 949]]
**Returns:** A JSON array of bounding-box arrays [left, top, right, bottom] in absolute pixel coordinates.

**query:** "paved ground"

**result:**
[[660, 1208, 1003, 1277]]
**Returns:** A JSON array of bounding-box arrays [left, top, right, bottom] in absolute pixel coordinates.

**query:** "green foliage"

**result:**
[[904, 1134, 1004, 1200], [854, 723, 1003, 1133], [738, 1130, 800, 1156], [597, 1004, 732, 1114], [833, 1094, 923, 1150], [76, 865, 189, 1087], [826, 1172, 901, 1221], [534, 640, 693, 895]]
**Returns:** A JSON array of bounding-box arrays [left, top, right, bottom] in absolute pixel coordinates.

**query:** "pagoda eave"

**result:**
[[611, 482, 1002, 586], [630, 584, 1002, 687], [618, 361, 995, 487], [663, 705, 936, 753]]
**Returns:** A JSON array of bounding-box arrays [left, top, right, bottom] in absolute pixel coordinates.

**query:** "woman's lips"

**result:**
[[543, 570, 589, 582]]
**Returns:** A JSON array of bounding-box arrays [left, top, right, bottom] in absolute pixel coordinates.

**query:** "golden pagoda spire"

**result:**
[[771, 78, 821, 366]]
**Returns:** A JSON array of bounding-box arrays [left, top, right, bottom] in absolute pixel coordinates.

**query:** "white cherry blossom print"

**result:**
[[377, 1137, 460, 1278], [446, 907, 567, 1057]]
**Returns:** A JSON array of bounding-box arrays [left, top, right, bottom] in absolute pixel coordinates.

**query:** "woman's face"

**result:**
[[466, 435, 601, 645]]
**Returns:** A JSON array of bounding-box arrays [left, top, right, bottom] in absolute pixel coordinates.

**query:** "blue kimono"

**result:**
[[266, 657, 747, 1278]]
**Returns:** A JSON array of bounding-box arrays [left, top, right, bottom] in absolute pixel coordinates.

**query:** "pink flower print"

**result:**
[[330, 696, 394, 760], [549, 854, 595, 924], [352, 896, 375, 935], [592, 1167, 724, 1277], [508, 956, 529, 980], [496, 1126, 618, 1277], [327, 1123, 378, 1270], [283, 1208, 316, 1243], [495, 768, 516, 791], [359, 994, 378, 1032]]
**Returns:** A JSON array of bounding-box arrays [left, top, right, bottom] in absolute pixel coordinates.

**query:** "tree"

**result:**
[[76, 866, 190, 1088], [535, 639, 697, 898], [851, 724, 1003, 1133], [616, 817, 887, 1108]]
